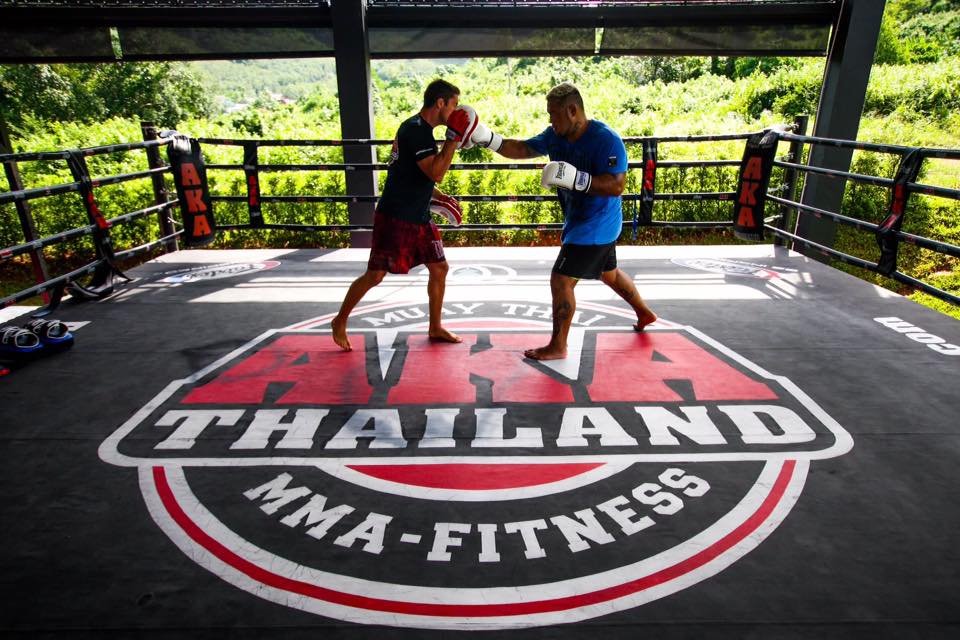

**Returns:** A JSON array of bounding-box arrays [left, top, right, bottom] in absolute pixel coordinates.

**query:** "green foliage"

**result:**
[[877, 0, 960, 63], [730, 60, 823, 120], [863, 57, 960, 122], [0, 62, 210, 133], [0, 117, 177, 262], [229, 111, 264, 137], [710, 56, 800, 80], [195, 58, 337, 104]]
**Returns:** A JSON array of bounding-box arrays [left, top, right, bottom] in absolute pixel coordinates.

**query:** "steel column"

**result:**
[[795, 0, 886, 258], [331, 0, 377, 248]]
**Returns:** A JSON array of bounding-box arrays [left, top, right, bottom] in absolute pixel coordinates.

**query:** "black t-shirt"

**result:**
[[376, 114, 437, 223]]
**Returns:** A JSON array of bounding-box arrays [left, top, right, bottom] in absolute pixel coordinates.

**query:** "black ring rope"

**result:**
[[215, 219, 735, 234], [104, 200, 180, 229], [91, 166, 171, 189], [769, 194, 960, 258], [114, 230, 185, 261], [906, 182, 960, 201], [765, 224, 960, 306], [197, 132, 759, 148], [0, 180, 83, 206], [766, 195, 880, 233], [889, 271, 960, 306], [781, 132, 960, 162], [0, 138, 170, 164], [773, 159, 896, 188], [0, 200, 182, 263], [777, 132, 917, 156], [0, 259, 104, 308], [3, 126, 958, 311], [0, 225, 95, 261], [206, 159, 743, 172], [208, 192, 737, 205]]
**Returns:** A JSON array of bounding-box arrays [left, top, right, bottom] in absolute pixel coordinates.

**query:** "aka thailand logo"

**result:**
[[671, 257, 794, 280], [99, 300, 852, 629], [159, 260, 280, 284]]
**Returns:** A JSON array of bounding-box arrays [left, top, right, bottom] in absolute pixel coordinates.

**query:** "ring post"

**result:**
[[640, 140, 658, 227], [242, 142, 264, 228], [776, 115, 808, 247], [65, 149, 128, 299], [876, 148, 924, 275], [1, 119, 51, 302], [140, 122, 178, 253]]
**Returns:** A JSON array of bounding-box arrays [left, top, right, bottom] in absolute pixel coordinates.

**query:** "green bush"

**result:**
[[864, 57, 960, 122], [730, 60, 824, 120]]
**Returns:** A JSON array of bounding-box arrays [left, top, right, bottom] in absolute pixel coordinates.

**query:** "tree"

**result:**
[[0, 61, 211, 133]]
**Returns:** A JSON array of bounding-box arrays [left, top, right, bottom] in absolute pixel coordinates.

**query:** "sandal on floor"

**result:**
[[0, 326, 42, 355], [23, 319, 74, 346]]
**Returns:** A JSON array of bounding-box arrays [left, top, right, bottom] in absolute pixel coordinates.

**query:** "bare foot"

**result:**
[[331, 316, 352, 351], [524, 345, 568, 360], [634, 311, 658, 332], [428, 327, 463, 344]]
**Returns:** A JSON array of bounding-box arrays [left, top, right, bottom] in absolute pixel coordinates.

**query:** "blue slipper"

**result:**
[[0, 326, 44, 366], [1, 326, 42, 355], [23, 319, 74, 346]]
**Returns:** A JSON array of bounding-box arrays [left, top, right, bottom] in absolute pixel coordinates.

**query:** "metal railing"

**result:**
[[766, 131, 960, 305], [196, 130, 752, 234], [2, 120, 958, 312], [1, 123, 181, 313]]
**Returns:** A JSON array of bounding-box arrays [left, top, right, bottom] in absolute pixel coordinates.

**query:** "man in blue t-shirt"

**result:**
[[470, 82, 657, 360]]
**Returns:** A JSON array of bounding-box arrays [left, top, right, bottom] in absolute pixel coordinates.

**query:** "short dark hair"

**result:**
[[423, 79, 460, 108], [546, 82, 585, 111]]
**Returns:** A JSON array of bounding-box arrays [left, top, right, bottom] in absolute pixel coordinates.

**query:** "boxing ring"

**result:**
[[1, 127, 959, 636], [1, 242, 959, 637]]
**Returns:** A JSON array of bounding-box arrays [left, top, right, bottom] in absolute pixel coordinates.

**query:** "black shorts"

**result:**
[[552, 242, 618, 280]]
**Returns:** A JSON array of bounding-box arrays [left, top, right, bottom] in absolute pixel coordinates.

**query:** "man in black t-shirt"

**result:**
[[332, 79, 471, 351]]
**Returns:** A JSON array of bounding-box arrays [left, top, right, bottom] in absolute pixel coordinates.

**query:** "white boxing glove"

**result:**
[[469, 122, 503, 153], [430, 194, 463, 226], [541, 160, 591, 193]]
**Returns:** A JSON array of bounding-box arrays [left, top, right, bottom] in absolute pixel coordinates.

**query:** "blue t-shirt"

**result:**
[[526, 120, 628, 244]]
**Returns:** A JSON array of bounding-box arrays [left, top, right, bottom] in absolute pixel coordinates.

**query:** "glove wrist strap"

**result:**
[[574, 170, 592, 192]]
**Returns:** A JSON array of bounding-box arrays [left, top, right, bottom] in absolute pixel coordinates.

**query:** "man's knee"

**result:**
[[426, 260, 449, 278], [551, 272, 578, 292], [365, 269, 387, 286], [600, 268, 620, 286]]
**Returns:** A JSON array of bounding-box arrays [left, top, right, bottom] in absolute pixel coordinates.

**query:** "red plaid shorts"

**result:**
[[368, 210, 446, 274]]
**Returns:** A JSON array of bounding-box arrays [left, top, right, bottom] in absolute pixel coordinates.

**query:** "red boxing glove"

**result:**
[[430, 194, 462, 226], [445, 107, 478, 148]]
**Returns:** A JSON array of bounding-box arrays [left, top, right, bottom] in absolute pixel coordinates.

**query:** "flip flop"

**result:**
[[0, 326, 42, 356], [23, 319, 74, 346], [22, 318, 75, 354], [0, 326, 44, 368]]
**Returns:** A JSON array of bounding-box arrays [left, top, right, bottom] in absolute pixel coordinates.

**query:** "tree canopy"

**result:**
[[0, 61, 210, 133]]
